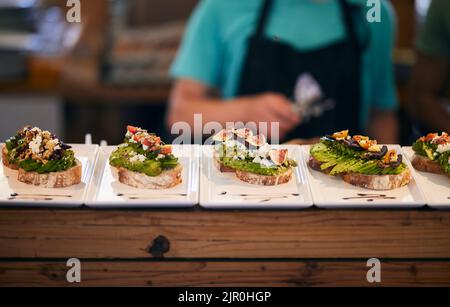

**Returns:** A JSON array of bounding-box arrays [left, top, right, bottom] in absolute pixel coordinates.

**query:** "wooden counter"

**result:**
[[0, 208, 449, 287]]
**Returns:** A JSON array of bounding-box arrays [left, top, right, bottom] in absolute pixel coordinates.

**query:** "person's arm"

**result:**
[[407, 53, 450, 132], [167, 79, 300, 139], [368, 109, 398, 144], [167, 1, 300, 140]]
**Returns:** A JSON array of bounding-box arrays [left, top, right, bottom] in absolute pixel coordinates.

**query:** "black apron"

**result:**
[[237, 0, 366, 140]]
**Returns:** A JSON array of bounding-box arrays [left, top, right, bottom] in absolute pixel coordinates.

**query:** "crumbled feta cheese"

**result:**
[[157, 154, 165, 160], [29, 135, 42, 154], [118, 143, 128, 148], [130, 154, 146, 163], [143, 144, 149, 151], [260, 158, 275, 168], [437, 143, 450, 154], [253, 156, 262, 163], [257, 144, 270, 157]]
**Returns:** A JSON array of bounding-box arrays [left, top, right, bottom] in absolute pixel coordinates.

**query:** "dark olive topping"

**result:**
[[343, 138, 363, 150], [61, 143, 72, 150], [364, 145, 388, 160], [390, 154, 403, 168], [323, 135, 363, 150], [50, 149, 63, 160]]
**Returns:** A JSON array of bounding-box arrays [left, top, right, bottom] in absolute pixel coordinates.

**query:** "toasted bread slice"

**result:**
[[341, 169, 411, 190], [2, 145, 19, 170], [308, 156, 332, 174], [235, 168, 293, 186], [213, 154, 235, 173], [308, 156, 411, 190], [214, 154, 293, 185], [411, 154, 445, 175], [117, 164, 182, 189], [17, 159, 82, 188]]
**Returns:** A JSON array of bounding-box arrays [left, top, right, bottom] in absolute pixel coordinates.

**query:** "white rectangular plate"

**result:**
[[402, 147, 450, 209], [302, 145, 426, 208], [199, 145, 313, 209], [0, 144, 98, 208], [85, 145, 199, 208]]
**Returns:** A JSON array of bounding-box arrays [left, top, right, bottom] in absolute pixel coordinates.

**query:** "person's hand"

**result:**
[[239, 93, 301, 140]]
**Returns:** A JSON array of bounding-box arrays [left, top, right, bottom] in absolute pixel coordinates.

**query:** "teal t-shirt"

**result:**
[[171, 0, 398, 130]]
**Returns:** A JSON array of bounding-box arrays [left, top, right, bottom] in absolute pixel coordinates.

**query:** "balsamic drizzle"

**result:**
[[8, 193, 73, 201], [219, 191, 300, 203], [116, 193, 188, 200], [343, 193, 396, 202], [220, 191, 300, 197]]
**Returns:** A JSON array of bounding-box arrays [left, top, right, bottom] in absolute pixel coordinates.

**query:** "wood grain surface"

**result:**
[[1, 209, 450, 286], [1, 261, 449, 287], [1, 209, 450, 259]]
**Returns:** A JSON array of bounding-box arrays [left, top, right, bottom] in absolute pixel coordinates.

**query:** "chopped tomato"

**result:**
[[127, 125, 139, 134], [141, 138, 151, 147], [436, 132, 449, 143], [161, 146, 172, 155], [425, 133, 438, 142], [133, 134, 145, 142]]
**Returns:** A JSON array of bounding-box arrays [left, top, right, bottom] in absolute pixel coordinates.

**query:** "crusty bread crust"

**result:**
[[213, 154, 235, 173], [117, 164, 182, 189], [2, 145, 19, 170], [235, 168, 293, 186], [308, 156, 412, 190], [17, 159, 82, 188], [341, 169, 411, 190], [214, 154, 293, 185], [411, 154, 445, 175], [308, 156, 332, 174]]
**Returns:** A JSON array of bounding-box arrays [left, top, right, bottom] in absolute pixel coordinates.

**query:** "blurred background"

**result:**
[[0, 0, 438, 144]]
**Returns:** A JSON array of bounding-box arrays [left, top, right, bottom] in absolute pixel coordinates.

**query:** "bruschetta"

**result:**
[[2, 126, 81, 188], [309, 130, 411, 190], [109, 126, 182, 189], [212, 128, 297, 186]]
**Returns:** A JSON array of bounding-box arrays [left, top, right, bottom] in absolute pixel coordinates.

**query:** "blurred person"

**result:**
[[168, 0, 399, 143], [407, 0, 450, 134]]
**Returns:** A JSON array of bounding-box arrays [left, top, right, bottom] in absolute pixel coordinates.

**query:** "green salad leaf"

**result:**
[[412, 140, 437, 161], [18, 150, 76, 174]]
